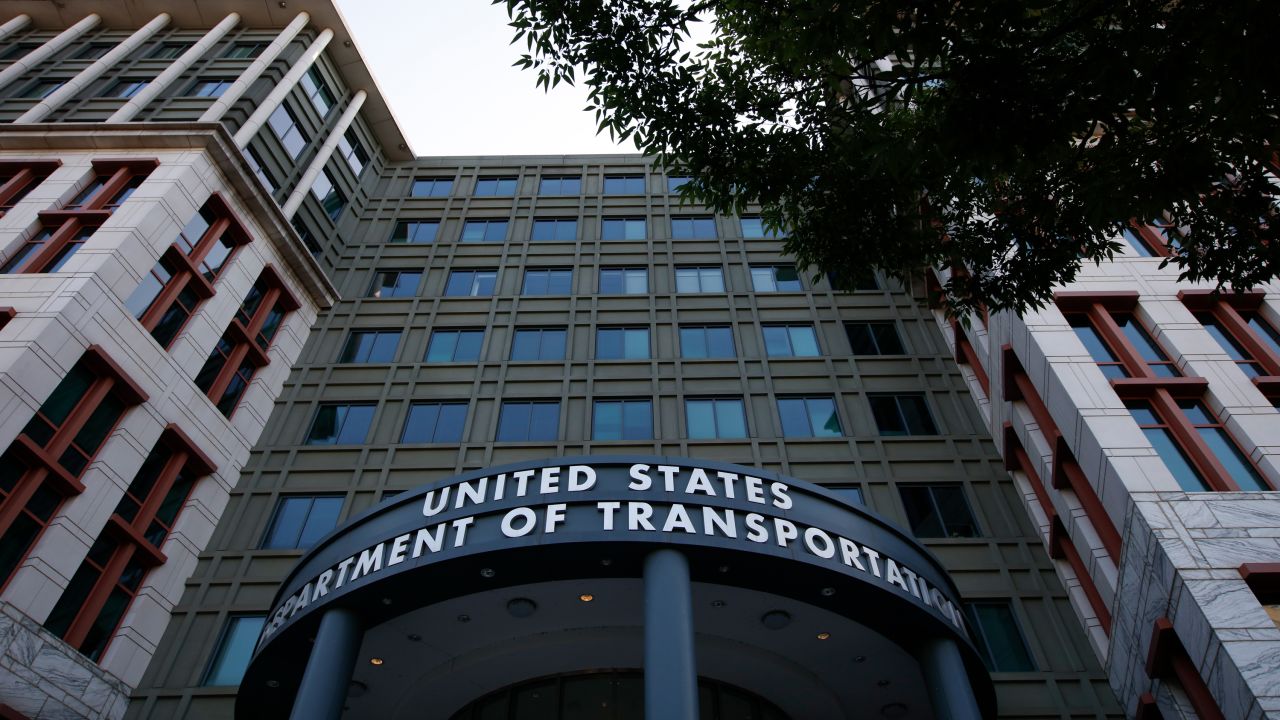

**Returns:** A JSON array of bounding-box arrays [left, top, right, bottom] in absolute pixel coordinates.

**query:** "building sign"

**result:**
[[257, 456, 970, 651]]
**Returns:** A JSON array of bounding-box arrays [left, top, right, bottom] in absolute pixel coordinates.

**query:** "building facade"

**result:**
[[0, 2, 1271, 720]]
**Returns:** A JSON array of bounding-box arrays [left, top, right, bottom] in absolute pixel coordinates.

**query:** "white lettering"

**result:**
[[770, 482, 793, 509], [423, 487, 450, 517], [745, 476, 765, 504], [314, 569, 334, 598], [685, 468, 715, 496], [569, 465, 596, 491], [513, 469, 536, 497], [545, 503, 567, 533], [456, 477, 487, 508], [744, 513, 768, 542], [539, 466, 561, 494], [900, 566, 922, 597], [502, 507, 537, 537], [629, 464, 652, 490], [598, 501, 621, 530], [335, 557, 355, 587], [803, 527, 835, 558], [351, 543, 385, 580], [628, 502, 655, 531], [658, 465, 680, 492], [662, 504, 696, 533], [493, 473, 507, 500], [716, 472, 738, 499], [862, 546, 882, 577], [773, 518, 798, 547], [701, 507, 736, 538], [451, 516, 474, 546], [838, 537, 866, 571], [413, 524, 446, 557], [387, 533, 411, 566]]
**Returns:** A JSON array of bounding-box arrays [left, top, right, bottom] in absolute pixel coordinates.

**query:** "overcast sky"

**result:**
[[333, 0, 629, 156]]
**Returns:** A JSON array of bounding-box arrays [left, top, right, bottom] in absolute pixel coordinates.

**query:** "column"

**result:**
[[17, 13, 170, 124], [643, 549, 699, 720], [232, 28, 333, 149], [288, 607, 362, 720], [0, 14, 99, 93], [200, 12, 310, 124], [108, 12, 240, 123], [281, 90, 367, 218], [917, 637, 983, 720], [0, 15, 31, 43]]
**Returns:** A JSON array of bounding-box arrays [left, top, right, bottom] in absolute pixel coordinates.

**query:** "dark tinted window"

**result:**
[[261, 496, 343, 549], [401, 403, 467, 443], [869, 394, 938, 436], [899, 484, 979, 538]]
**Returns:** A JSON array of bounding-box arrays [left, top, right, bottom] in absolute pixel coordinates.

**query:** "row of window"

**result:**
[[300, 393, 939, 446], [367, 265, 876, 300], [1063, 295, 1277, 492], [410, 174, 695, 198], [389, 216, 779, 243], [0, 37, 271, 64], [342, 321, 906, 364]]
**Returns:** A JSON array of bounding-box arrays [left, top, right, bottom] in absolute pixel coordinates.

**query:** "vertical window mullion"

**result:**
[[1219, 304, 1280, 375], [1150, 392, 1236, 491], [1088, 306, 1147, 377]]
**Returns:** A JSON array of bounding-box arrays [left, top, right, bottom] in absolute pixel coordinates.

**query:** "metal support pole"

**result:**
[[643, 549, 699, 720], [0, 15, 31, 44], [233, 27, 333, 149], [917, 637, 983, 720], [201, 11, 310, 124], [109, 12, 241, 123], [281, 90, 367, 218], [288, 607, 362, 720], [0, 14, 99, 93]]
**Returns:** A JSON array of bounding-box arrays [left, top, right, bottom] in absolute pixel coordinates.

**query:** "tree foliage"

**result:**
[[500, 0, 1280, 316]]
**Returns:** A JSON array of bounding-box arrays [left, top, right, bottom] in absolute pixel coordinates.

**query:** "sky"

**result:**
[[333, 0, 630, 156]]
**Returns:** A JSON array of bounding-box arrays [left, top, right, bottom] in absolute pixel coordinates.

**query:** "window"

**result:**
[[337, 129, 369, 176], [899, 484, 979, 538], [0, 161, 58, 216], [390, 220, 438, 244], [603, 175, 646, 195], [187, 78, 233, 98], [497, 401, 560, 441], [305, 403, 375, 445], [1113, 313, 1179, 377], [1068, 315, 1128, 379], [244, 147, 276, 193], [203, 616, 266, 686], [667, 176, 691, 193], [309, 169, 345, 222], [750, 265, 801, 292], [1120, 225, 1159, 257], [675, 266, 724, 293], [739, 216, 784, 238], [194, 270, 298, 417], [601, 217, 646, 241], [531, 218, 577, 241], [1063, 303, 1180, 379], [104, 79, 147, 99], [461, 220, 508, 242], [671, 216, 717, 239], [680, 326, 735, 359], [299, 67, 335, 116], [967, 602, 1035, 672], [261, 496, 343, 549], [223, 41, 266, 59], [425, 329, 484, 362], [1178, 400, 1267, 490], [125, 197, 250, 349], [539, 175, 581, 195], [367, 270, 420, 299], [685, 398, 747, 439], [401, 403, 467, 443], [411, 177, 453, 197], [1182, 293, 1280, 385], [475, 176, 517, 195], [593, 400, 652, 440], [2, 160, 153, 275], [762, 325, 820, 357], [1, 43, 39, 62], [1127, 401, 1266, 492], [522, 268, 572, 295], [148, 42, 192, 59], [827, 485, 864, 505], [43, 432, 208, 662], [777, 397, 842, 437], [338, 330, 400, 363], [1197, 312, 1265, 377], [444, 270, 497, 297], [511, 328, 567, 361], [599, 267, 647, 294], [869, 394, 938, 436], [0, 350, 145, 590], [74, 43, 113, 60], [1245, 312, 1280, 357], [845, 322, 906, 355], [596, 327, 649, 360], [19, 79, 64, 99], [267, 105, 307, 158]]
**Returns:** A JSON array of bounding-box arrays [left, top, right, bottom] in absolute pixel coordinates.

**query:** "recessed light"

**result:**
[[381, 597, 392, 605], [457, 614, 471, 623], [369, 658, 384, 666], [480, 568, 495, 578], [816, 632, 831, 640], [507, 597, 537, 618], [877, 679, 891, 687], [821, 587, 835, 597], [880, 703, 908, 719], [710, 599, 726, 608], [579, 593, 594, 602], [760, 610, 791, 630], [265, 679, 280, 688], [407, 633, 422, 642], [854, 656, 866, 663]]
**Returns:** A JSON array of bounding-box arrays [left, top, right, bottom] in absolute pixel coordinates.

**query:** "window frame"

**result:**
[[389, 220, 439, 244], [674, 266, 725, 293], [521, 267, 573, 296], [530, 217, 578, 242], [260, 495, 345, 550], [684, 397, 748, 439], [496, 400, 561, 442], [367, 269, 421, 299], [845, 321, 906, 355], [761, 324, 821, 358], [592, 398, 653, 440], [338, 329, 401, 364], [400, 402, 468, 444], [776, 396, 843, 438], [966, 601, 1037, 672], [595, 327, 650, 360], [749, 265, 802, 292], [411, 177, 453, 198], [202, 615, 267, 686], [266, 105, 308, 159], [602, 175, 646, 195], [868, 393, 940, 436], [600, 217, 647, 241], [510, 327, 568, 361], [538, 175, 581, 196], [599, 267, 648, 295], [460, 219, 509, 243], [898, 483, 980, 538], [424, 328, 484, 363], [671, 216, 717, 239], [1180, 290, 1280, 401], [474, 176, 518, 196], [678, 325, 735, 359], [443, 269, 498, 297], [304, 403, 376, 446]]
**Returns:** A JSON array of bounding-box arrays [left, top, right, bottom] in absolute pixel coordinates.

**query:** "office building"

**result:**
[[0, 2, 1272, 719]]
